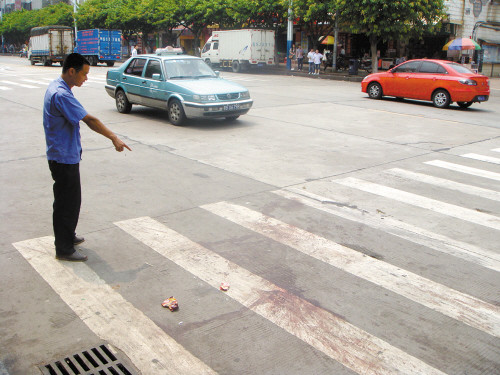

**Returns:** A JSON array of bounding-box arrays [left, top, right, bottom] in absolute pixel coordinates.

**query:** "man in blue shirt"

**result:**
[[43, 53, 131, 261]]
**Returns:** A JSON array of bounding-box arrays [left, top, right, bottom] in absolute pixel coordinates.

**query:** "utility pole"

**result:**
[[1, 8, 4, 54], [332, 12, 338, 72], [73, 0, 78, 41], [286, 0, 293, 70]]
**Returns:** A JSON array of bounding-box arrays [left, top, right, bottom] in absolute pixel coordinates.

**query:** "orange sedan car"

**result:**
[[361, 59, 490, 108]]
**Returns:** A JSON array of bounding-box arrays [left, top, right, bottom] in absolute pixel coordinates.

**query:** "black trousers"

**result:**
[[48, 161, 81, 255]]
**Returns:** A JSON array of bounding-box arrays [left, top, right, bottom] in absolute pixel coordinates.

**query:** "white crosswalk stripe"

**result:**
[[83, 80, 106, 85], [273, 188, 500, 272], [10, 146, 500, 373], [0, 80, 39, 88], [385, 168, 500, 202], [22, 79, 47, 85], [202, 201, 500, 338], [12, 236, 217, 375], [221, 76, 268, 82], [334, 177, 500, 231], [424, 160, 500, 181], [461, 153, 500, 165], [115, 216, 447, 375], [0, 75, 106, 90]]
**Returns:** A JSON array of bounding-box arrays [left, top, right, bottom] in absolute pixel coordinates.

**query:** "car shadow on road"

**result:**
[[126, 107, 256, 130], [365, 96, 492, 112]]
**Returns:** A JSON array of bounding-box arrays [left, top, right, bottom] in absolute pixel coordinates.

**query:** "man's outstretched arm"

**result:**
[[82, 114, 132, 152]]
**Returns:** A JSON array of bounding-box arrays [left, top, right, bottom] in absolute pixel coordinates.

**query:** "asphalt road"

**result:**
[[1, 55, 499, 375]]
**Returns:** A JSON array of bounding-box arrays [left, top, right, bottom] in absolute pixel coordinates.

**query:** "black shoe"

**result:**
[[56, 249, 88, 262], [73, 235, 85, 245]]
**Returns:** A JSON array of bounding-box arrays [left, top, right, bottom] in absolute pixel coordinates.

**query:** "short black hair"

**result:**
[[62, 53, 90, 73]]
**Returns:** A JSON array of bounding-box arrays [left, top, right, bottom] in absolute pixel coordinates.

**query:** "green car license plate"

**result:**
[[224, 104, 240, 111]]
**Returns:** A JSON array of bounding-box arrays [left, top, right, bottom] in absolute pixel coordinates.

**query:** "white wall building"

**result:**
[[444, 0, 500, 75]]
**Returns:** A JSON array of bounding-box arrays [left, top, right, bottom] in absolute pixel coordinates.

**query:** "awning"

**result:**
[[476, 23, 500, 44], [319, 36, 335, 44]]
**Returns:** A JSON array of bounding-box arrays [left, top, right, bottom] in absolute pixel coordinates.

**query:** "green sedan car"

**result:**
[[105, 50, 253, 125]]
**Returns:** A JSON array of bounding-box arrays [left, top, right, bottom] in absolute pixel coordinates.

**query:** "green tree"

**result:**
[[140, 0, 182, 48], [336, 0, 446, 71], [76, 0, 145, 52], [74, 0, 112, 29], [181, 0, 232, 55], [227, 0, 287, 28], [0, 3, 73, 45], [37, 2, 74, 27], [292, 0, 335, 48]]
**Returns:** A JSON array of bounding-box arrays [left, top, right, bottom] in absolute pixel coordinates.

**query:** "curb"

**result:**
[[253, 64, 368, 82]]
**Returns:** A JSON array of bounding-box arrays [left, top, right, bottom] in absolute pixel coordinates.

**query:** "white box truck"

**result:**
[[201, 29, 275, 72], [28, 25, 74, 66]]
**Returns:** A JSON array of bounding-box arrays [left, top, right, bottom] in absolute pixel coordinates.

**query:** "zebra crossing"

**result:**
[[0, 74, 108, 91], [0, 72, 264, 91], [12, 148, 500, 374]]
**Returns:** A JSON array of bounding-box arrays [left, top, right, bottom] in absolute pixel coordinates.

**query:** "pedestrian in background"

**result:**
[[313, 49, 323, 75], [307, 48, 315, 74], [131, 45, 138, 57], [296, 45, 304, 71], [43, 53, 131, 262], [289, 44, 296, 70]]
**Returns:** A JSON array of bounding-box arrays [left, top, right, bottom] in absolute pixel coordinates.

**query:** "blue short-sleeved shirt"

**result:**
[[43, 77, 88, 164]]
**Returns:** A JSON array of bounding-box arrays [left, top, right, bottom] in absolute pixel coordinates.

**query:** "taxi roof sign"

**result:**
[[156, 47, 184, 55]]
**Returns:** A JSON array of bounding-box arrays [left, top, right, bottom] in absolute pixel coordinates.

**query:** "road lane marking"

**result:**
[[366, 108, 461, 124], [21, 79, 46, 85], [0, 86, 11, 91], [0, 80, 39, 89], [115, 216, 447, 375], [385, 168, 500, 202], [12, 236, 217, 375], [424, 160, 500, 181], [492, 148, 500, 153], [202, 201, 500, 338], [273, 189, 500, 272], [334, 177, 500, 231], [461, 153, 500, 165]]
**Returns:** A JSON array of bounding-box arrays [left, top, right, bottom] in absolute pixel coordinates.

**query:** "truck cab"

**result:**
[[201, 35, 219, 66]]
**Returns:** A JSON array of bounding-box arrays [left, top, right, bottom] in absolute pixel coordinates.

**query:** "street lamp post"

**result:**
[[286, 0, 293, 70], [332, 13, 338, 72], [73, 0, 78, 41], [1, 8, 4, 54]]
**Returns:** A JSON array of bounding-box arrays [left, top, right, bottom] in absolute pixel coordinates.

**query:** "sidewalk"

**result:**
[[263, 62, 368, 82], [261, 62, 500, 84]]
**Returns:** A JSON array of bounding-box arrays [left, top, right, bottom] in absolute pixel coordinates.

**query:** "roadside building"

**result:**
[[444, 0, 500, 76]]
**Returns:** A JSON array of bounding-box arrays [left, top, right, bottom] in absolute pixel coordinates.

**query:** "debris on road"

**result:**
[[161, 297, 178, 311], [220, 282, 230, 291]]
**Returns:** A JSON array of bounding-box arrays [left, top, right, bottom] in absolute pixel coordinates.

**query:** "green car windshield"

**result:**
[[164, 59, 216, 79]]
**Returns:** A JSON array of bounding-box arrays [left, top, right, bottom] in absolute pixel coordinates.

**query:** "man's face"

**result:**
[[72, 64, 90, 87]]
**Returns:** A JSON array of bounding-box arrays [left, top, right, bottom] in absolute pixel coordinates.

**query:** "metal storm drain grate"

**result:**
[[39, 344, 138, 375]]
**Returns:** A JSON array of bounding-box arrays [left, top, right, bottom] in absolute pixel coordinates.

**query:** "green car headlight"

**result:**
[[240, 91, 250, 99]]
